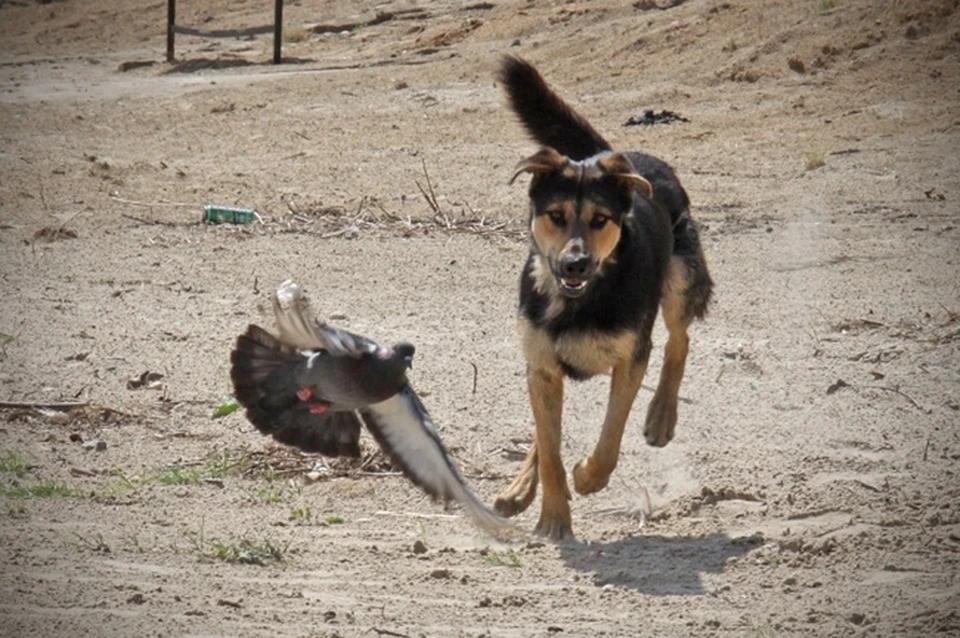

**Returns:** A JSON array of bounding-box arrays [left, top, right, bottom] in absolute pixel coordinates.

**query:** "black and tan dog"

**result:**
[[494, 57, 713, 540]]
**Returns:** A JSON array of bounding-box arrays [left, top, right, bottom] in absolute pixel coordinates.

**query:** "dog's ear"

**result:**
[[509, 147, 567, 185], [597, 153, 653, 199]]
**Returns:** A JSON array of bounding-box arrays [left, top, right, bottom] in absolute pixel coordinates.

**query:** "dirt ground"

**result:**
[[1, 0, 958, 636]]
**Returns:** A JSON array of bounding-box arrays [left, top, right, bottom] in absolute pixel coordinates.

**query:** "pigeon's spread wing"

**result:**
[[360, 386, 519, 539], [273, 280, 377, 357], [231, 325, 364, 457], [264, 408, 364, 458]]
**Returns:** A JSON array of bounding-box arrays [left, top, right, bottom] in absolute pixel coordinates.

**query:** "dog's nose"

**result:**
[[560, 255, 591, 278]]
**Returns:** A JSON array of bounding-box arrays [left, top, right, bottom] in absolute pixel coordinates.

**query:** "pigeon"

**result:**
[[230, 280, 518, 539]]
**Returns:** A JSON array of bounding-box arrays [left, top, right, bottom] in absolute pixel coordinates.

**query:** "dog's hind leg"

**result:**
[[573, 354, 650, 495], [493, 438, 538, 517], [644, 256, 696, 447]]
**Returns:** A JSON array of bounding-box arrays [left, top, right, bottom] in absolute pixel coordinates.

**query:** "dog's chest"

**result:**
[[553, 330, 637, 377]]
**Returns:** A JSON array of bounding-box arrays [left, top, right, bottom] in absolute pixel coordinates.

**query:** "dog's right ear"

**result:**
[[509, 147, 567, 185]]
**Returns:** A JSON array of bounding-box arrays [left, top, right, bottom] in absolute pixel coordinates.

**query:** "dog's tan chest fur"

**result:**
[[521, 317, 637, 377], [555, 331, 637, 376]]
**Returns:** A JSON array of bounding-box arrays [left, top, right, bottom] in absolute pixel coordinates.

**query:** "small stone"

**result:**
[[849, 612, 866, 625], [478, 596, 492, 608], [412, 540, 428, 554], [82, 439, 107, 452], [429, 568, 451, 579], [788, 58, 806, 73], [126, 593, 145, 604], [784, 577, 798, 586]]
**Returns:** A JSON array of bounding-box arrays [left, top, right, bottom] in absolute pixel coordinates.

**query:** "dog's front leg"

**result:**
[[493, 438, 538, 517], [573, 355, 649, 495], [528, 365, 573, 540]]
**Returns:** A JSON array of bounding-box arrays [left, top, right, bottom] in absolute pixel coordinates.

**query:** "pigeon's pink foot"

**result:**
[[296, 387, 312, 402], [308, 401, 330, 415]]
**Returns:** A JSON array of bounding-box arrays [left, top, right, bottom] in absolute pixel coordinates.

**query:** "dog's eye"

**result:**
[[548, 211, 566, 227], [590, 214, 610, 230]]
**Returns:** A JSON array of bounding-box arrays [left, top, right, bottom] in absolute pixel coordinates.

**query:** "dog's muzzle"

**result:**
[[556, 254, 593, 298]]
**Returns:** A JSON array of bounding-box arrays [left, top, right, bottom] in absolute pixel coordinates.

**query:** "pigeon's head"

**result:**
[[374, 342, 416, 371], [393, 342, 416, 369]]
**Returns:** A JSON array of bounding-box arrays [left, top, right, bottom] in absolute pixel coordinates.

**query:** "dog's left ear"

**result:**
[[509, 147, 567, 185], [597, 153, 653, 199]]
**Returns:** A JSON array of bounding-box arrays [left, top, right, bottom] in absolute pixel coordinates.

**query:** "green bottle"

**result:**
[[202, 205, 257, 224]]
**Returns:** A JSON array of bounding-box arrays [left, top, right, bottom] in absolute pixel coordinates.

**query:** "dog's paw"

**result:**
[[533, 513, 575, 542], [644, 396, 678, 447], [494, 479, 538, 518], [572, 456, 610, 495], [643, 422, 674, 447]]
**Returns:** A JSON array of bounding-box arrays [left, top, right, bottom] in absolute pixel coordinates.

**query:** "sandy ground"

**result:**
[[1, 0, 959, 636]]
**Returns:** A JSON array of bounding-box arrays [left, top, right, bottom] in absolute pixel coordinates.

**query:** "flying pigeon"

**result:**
[[230, 280, 517, 539]]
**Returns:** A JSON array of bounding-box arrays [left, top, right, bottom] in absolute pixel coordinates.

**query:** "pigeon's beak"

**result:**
[[394, 342, 416, 369]]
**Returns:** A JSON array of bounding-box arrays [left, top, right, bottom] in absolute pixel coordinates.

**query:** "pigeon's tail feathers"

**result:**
[[499, 55, 611, 161], [230, 324, 362, 457], [361, 387, 523, 540]]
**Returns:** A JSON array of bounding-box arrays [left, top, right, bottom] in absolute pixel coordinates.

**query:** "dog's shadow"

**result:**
[[558, 531, 760, 596]]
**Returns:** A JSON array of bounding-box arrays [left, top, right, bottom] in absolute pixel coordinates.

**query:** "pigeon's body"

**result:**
[[229, 280, 517, 539], [234, 324, 412, 414]]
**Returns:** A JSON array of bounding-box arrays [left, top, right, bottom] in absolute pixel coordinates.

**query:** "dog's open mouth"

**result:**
[[558, 277, 589, 297]]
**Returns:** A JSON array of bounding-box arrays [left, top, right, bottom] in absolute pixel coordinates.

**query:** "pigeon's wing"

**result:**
[[359, 386, 520, 539], [231, 325, 364, 457], [267, 409, 364, 458], [273, 280, 378, 357]]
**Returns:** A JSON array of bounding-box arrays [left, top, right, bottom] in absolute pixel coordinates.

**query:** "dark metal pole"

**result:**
[[166, 0, 176, 62], [273, 0, 283, 64]]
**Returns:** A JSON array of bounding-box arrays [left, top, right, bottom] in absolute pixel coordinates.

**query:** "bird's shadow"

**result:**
[[558, 531, 761, 596]]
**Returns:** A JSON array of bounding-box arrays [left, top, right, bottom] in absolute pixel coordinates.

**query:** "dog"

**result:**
[[493, 57, 713, 540]]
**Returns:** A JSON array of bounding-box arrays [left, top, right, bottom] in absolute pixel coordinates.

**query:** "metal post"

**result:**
[[166, 0, 176, 62], [273, 0, 284, 64]]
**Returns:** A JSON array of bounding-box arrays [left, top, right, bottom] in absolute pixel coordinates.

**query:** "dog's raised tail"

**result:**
[[499, 56, 612, 161]]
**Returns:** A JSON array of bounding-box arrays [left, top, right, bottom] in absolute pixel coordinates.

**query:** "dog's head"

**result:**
[[511, 148, 653, 298]]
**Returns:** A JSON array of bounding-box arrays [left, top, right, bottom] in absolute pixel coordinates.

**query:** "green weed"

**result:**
[[0, 451, 28, 474], [482, 550, 523, 568], [0, 480, 73, 499]]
